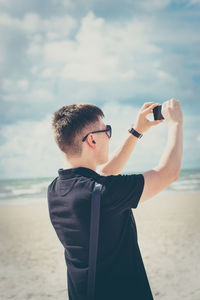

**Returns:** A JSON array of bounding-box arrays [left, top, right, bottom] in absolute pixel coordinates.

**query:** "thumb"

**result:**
[[150, 120, 163, 126]]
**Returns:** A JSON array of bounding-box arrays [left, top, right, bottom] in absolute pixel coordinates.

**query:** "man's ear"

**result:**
[[86, 134, 96, 146]]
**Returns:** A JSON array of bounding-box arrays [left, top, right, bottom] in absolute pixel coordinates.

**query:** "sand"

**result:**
[[0, 191, 200, 300]]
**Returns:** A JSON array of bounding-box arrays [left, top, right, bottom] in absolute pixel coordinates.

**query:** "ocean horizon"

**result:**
[[0, 167, 199, 206]]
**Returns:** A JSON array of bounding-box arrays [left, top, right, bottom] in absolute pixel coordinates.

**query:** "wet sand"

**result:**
[[0, 190, 200, 300]]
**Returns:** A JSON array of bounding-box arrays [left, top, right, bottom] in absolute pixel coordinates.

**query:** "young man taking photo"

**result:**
[[47, 99, 183, 300]]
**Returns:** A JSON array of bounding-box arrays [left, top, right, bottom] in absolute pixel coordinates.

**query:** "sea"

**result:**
[[0, 168, 199, 205]]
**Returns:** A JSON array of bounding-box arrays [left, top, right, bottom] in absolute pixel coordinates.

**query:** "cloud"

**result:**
[[29, 88, 54, 102], [19, 10, 199, 106], [2, 79, 29, 92], [27, 11, 161, 84], [17, 79, 29, 90], [156, 70, 177, 83], [0, 115, 64, 178], [1, 9, 199, 120], [1, 11, 167, 106], [1, 78, 53, 102], [0, 0, 24, 9], [0, 12, 77, 36], [1, 79, 30, 101], [1, 9, 199, 106]]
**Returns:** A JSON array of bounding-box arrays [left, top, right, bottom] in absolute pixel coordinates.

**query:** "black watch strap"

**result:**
[[128, 127, 143, 139]]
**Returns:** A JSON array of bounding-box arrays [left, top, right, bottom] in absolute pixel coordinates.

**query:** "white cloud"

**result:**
[[0, 12, 77, 37], [27, 41, 42, 56], [41, 68, 54, 78], [0, 13, 20, 28], [2, 78, 29, 93], [1, 10, 199, 106], [21, 13, 41, 33], [42, 40, 76, 63], [0, 0, 24, 9], [156, 70, 176, 83], [0, 115, 64, 178], [43, 15, 77, 40], [17, 79, 29, 90], [30, 66, 39, 74], [1, 79, 53, 102], [33, 11, 161, 83], [30, 88, 54, 101]]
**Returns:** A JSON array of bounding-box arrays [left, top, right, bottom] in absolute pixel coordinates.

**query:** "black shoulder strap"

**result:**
[[87, 182, 103, 300]]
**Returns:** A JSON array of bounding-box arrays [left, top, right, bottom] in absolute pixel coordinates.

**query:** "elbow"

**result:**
[[172, 169, 181, 182], [154, 166, 180, 182], [173, 175, 178, 182]]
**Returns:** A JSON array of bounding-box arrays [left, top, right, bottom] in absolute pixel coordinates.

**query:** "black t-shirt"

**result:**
[[47, 167, 154, 300]]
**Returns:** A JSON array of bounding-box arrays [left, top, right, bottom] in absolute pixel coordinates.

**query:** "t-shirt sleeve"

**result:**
[[102, 173, 145, 213]]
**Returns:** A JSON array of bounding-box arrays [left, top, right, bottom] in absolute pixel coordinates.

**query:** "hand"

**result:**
[[161, 98, 183, 127], [133, 102, 163, 134]]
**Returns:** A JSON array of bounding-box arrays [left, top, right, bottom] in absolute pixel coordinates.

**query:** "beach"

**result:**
[[0, 190, 200, 300]]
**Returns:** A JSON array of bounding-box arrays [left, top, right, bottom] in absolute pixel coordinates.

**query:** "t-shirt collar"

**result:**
[[58, 166, 101, 180]]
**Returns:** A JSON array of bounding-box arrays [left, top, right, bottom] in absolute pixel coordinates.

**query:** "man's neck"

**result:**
[[63, 160, 97, 172]]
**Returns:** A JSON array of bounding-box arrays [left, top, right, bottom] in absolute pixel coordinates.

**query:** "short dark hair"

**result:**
[[52, 103, 104, 157]]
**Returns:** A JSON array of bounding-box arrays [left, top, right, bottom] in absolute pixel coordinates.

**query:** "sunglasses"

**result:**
[[82, 124, 112, 142]]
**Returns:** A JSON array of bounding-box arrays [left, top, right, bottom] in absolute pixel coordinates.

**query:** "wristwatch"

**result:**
[[128, 127, 143, 139]]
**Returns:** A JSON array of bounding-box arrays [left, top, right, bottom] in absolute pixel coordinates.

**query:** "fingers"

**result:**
[[141, 102, 157, 110], [142, 102, 159, 115], [150, 120, 163, 126], [170, 98, 176, 108], [141, 102, 154, 108], [164, 98, 180, 107]]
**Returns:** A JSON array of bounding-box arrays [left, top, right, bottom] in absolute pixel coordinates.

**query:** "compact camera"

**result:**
[[153, 105, 164, 120]]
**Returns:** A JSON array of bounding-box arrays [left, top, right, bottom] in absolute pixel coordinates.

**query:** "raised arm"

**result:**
[[139, 98, 183, 202], [99, 102, 163, 176]]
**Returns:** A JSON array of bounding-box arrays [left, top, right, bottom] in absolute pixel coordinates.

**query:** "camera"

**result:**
[[153, 105, 164, 120]]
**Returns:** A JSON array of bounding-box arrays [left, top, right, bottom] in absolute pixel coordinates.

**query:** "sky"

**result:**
[[0, 0, 200, 179]]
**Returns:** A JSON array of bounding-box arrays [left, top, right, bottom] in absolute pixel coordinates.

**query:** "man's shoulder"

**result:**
[[47, 176, 59, 192]]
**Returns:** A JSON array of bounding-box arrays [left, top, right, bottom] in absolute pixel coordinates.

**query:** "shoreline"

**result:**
[[0, 189, 199, 206]]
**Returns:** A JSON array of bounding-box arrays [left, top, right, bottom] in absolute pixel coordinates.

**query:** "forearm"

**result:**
[[100, 132, 139, 175], [154, 123, 183, 178], [99, 101, 163, 176]]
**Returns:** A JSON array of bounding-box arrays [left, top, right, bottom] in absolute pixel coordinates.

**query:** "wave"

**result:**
[[0, 168, 200, 205]]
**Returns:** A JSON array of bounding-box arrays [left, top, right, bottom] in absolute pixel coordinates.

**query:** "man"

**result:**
[[47, 99, 183, 300]]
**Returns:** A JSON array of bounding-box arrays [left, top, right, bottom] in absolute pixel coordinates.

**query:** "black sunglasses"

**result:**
[[82, 125, 112, 142]]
